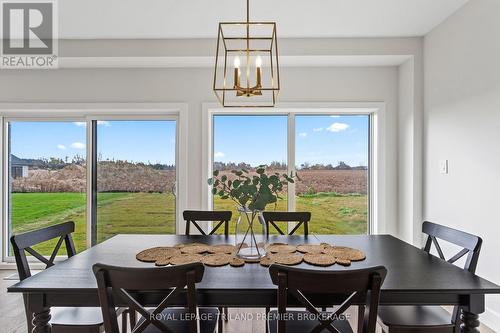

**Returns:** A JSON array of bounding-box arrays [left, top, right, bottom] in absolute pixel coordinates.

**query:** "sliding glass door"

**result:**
[[211, 113, 371, 235], [95, 120, 177, 243], [6, 121, 88, 254], [3, 117, 178, 259]]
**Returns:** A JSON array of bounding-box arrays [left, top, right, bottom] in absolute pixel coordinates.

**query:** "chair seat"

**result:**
[[51, 307, 104, 327], [378, 306, 455, 330], [136, 307, 219, 333], [267, 310, 353, 333]]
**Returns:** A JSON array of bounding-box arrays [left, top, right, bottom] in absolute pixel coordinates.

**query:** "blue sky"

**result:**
[[10, 116, 368, 167], [10, 121, 176, 165], [214, 115, 369, 167]]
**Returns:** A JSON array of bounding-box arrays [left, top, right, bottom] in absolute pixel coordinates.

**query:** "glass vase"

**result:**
[[234, 207, 267, 261]]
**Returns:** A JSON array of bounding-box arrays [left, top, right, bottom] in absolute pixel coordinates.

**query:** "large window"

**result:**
[[3, 114, 179, 260], [96, 120, 177, 243], [212, 115, 288, 232], [211, 113, 370, 235], [7, 121, 87, 254]]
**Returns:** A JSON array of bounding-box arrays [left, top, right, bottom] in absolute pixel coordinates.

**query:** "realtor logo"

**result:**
[[1, 0, 58, 68]]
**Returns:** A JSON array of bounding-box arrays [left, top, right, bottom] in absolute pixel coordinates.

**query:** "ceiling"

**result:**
[[59, 0, 469, 39]]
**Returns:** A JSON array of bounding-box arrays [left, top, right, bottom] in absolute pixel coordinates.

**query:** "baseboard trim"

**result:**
[[482, 307, 500, 332]]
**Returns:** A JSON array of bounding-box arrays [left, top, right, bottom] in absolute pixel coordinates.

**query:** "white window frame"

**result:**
[[0, 103, 188, 264], [202, 102, 387, 235]]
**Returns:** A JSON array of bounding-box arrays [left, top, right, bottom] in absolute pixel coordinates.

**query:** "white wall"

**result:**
[[424, 0, 500, 329]]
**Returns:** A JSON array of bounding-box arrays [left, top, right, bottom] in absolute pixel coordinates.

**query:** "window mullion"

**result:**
[[287, 113, 296, 233]]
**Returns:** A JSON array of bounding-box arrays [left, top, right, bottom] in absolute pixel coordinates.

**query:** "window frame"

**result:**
[[0, 103, 188, 263], [202, 102, 385, 235]]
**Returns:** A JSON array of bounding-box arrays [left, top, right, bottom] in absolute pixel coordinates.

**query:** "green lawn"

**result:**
[[10, 192, 367, 255]]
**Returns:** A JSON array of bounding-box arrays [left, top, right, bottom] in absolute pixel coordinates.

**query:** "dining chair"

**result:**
[[183, 210, 232, 236], [93, 262, 219, 333], [10, 221, 130, 333], [267, 264, 387, 333], [183, 209, 232, 332], [261, 211, 311, 237], [262, 211, 312, 333], [377, 221, 483, 333]]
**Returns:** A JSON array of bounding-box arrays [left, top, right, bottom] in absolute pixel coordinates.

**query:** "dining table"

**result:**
[[8, 234, 500, 333]]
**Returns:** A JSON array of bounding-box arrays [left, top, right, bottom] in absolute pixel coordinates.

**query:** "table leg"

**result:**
[[461, 311, 480, 333], [461, 294, 484, 333], [32, 308, 51, 333], [28, 294, 51, 333]]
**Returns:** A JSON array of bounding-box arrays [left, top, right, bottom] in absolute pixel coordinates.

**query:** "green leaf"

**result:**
[[213, 170, 219, 176], [256, 167, 265, 174], [207, 178, 214, 185], [211, 188, 218, 195], [221, 175, 227, 182], [233, 179, 241, 188]]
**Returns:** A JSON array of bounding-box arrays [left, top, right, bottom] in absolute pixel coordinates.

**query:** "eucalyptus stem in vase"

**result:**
[[208, 165, 296, 260]]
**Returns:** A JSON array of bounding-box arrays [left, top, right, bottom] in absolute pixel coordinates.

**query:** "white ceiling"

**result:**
[[59, 0, 469, 39]]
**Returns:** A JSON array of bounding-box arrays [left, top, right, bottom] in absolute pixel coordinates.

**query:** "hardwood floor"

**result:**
[[1, 270, 495, 333]]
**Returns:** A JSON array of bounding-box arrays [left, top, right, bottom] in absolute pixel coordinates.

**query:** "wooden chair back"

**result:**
[[269, 264, 387, 333], [10, 221, 77, 333], [93, 262, 204, 333], [10, 221, 77, 280], [262, 211, 311, 237], [183, 210, 232, 236], [422, 221, 482, 328]]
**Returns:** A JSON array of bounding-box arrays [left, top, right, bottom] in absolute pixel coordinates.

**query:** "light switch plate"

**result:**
[[439, 160, 449, 174]]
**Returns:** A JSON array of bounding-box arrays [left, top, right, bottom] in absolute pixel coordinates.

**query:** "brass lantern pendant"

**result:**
[[213, 0, 280, 107]]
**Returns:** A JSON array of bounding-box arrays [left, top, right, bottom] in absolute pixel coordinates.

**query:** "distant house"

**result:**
[[11, 155, 38, 179]]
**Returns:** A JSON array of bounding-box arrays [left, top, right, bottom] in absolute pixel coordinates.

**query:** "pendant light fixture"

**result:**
[[213, 0, 280, 107]]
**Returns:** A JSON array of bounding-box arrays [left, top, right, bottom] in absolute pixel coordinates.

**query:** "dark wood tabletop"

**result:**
[[8, 234, 500, 333], [8, 234, 500, 294]]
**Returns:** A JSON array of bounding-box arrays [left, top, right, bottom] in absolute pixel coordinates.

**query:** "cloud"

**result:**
[[97, 121, 111, 126], [298, 132, 307, 138], [326, 122, 350, 132], [57, 144, 67, 150], [330, 115, 340, 118], [313, 127, 323, 132], [214, 152, 225, 158], [70, 142, 86, 149], [73, 122, 86, 127]]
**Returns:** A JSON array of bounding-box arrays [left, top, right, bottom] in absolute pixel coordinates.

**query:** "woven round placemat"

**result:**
[[266, 243, 297, 254], [169, 254, 203, 265], [259, 256, 275, 267], [154, 258, 171, 267], [335, 258, 352, 266], [208, 244, 236, 254], [180, 244, 211, 254], [270, 253, 303, 265], [136, 247, 181, 263], [296, 244, 327, 254], [322, 246, 366, 261], [230, 257, 245, 267], [303, 253, 336, 267], [201, 253, 232, 267]]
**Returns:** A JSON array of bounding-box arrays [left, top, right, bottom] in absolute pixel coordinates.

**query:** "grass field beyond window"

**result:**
[[10, 192, 367, 255]]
